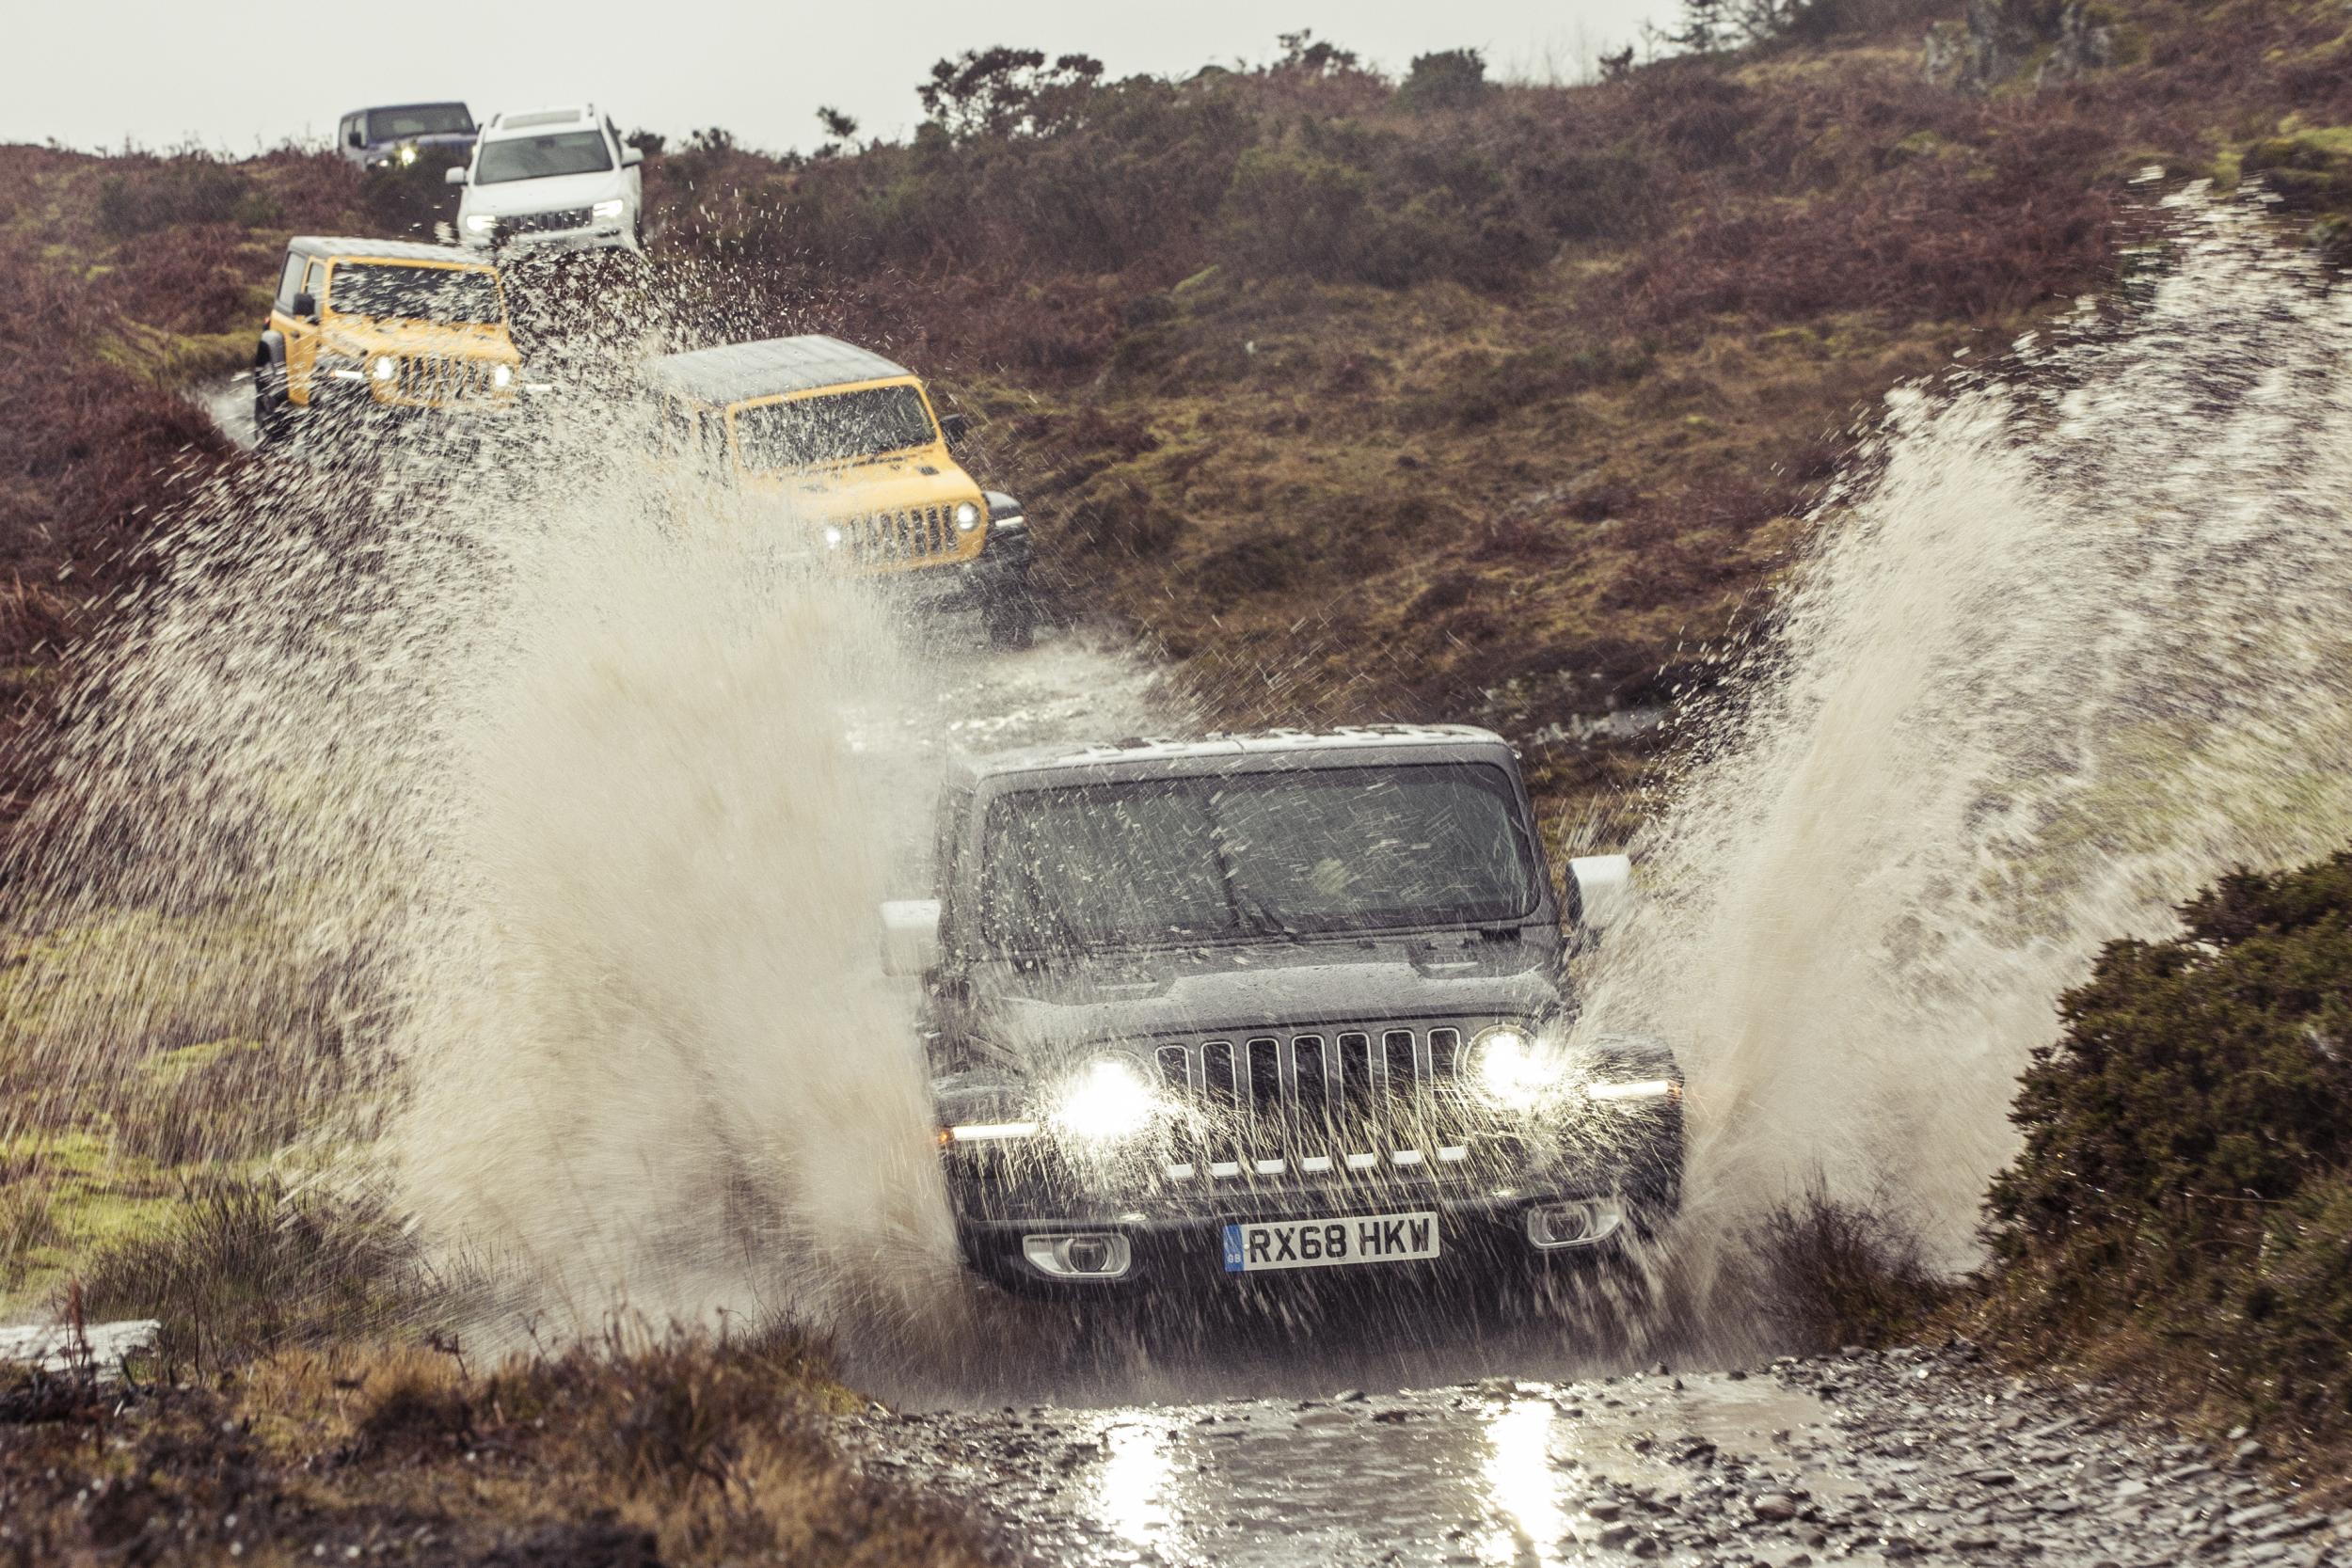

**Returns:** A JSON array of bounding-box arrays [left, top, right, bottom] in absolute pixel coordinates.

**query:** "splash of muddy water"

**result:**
[[1580, 198, 2352, 1312], [0, 369, 1092, 1359]]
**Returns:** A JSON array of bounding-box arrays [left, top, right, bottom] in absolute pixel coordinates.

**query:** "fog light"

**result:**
[[1525, 1197, 1626, 1251], [1022, 1231, 1133, 1279]]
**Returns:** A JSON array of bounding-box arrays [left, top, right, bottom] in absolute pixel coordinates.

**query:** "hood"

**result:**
[[740, 451, 983, 521], [967, 927, 1565, 1062], [461, 168, 627, 215], [322, 318, 519, 362]]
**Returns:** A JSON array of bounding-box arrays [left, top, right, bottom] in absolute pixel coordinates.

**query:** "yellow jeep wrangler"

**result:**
[[253, 236, 530, 443], [641, 335, 1037, 645]]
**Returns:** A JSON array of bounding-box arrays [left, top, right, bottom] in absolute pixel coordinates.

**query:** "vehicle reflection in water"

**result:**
[[1094, 1416, 1184, 1561], [1480, 1397, 1569, 1565]]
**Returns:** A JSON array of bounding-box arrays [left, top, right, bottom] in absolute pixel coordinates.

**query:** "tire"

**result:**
[[252, 358, 290, 446], [984, 594, 1037, 650]]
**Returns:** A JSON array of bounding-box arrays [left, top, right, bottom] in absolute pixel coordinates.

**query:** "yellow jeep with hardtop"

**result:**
[[253, 236, 536, 443], [641, 335, 1037, 644]]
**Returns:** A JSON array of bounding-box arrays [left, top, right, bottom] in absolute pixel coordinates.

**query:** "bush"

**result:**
[[95, 158, 261, 236], [1400, 49, 1490, 111], [73, 1179, 432, 1370], [1982, 851, 2352, 1441]]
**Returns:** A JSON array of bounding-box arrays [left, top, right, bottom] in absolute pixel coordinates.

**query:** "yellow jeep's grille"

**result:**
[[383, 356, 499, 408], [838, 507, 959, 568]]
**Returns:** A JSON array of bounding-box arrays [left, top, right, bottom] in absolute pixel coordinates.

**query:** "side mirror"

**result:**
[[1567, 854, 1634, 940], [621, 146, 644, 168], [881, 899, 943, 978], [290, 291, 316, 321], [444, 165, 468, 186], [346, 130, 364, 150], [939, 411, 970, 448]]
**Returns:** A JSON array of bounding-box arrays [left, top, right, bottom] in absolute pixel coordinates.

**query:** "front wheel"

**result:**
[[252, 360, 290, 445], [983, 593, 1037, 650]]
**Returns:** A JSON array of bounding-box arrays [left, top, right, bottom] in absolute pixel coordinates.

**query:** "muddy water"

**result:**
[[849, 1347, 2346, 1567]]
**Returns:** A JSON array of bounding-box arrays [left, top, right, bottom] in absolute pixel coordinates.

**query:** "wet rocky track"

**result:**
[[844, 1342, 2349, 1568]]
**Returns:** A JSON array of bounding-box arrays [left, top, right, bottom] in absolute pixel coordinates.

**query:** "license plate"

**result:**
[[1222, 1212, 1440, 1274]]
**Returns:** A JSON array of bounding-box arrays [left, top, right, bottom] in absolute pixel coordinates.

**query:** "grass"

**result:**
[[1, 1323, 991, 1567]]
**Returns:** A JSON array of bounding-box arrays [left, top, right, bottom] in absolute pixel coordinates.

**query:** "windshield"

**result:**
[[732, 385, 937, 469], [977, 764, 1543, 955], [475, 130, 612, 184], [367, 104, 472, 139], [326, 263, 503, 325]]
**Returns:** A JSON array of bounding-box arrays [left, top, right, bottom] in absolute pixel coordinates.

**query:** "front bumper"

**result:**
[[944, 1111, 1681, 1295], [462, 225, 636, 255], [878, 526, 1033, 610]]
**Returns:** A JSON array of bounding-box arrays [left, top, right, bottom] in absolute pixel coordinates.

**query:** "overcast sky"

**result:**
[[8, 0, 1681, 156]]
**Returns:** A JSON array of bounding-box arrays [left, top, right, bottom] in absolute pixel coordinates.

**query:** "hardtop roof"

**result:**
[[640, 335, 916, 406], [290, 236, 489, 265], [960, 725, 1518, 786]]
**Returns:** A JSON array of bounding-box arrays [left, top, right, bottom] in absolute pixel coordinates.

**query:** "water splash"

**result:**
[[1583, 197, 2352, 1293]]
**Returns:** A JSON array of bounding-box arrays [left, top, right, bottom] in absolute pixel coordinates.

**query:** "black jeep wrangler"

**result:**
[[882, 726, 1682, 1295]]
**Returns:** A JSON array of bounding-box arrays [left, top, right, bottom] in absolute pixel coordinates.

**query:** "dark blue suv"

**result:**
[[337, 103, 477, 170]]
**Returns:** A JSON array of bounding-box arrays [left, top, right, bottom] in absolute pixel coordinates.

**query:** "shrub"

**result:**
[[1746, 1183, 1944, 1350], [95, 157, 259, 236], [1400, 50, 1490, 111], [1982, 851, 2352, 1441], [73, 1179, 432, 1370]]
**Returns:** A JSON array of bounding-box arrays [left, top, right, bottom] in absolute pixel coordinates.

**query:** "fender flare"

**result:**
[[256, 330, 287, 368]]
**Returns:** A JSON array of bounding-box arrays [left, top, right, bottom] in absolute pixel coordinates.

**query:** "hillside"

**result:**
[[7, 1, 2351, 834]]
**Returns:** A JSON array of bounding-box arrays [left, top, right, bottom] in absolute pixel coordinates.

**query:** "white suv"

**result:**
[[447, 105, 643, 254]]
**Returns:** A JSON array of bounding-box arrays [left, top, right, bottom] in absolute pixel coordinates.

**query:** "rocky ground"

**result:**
[[844, 1341, 2347, 1567]]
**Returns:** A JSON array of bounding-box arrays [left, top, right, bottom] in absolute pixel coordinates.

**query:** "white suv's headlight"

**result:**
[[463, 213, 496, 233], [1050, 1056, 1160, 1143], [592, 198, 626, 220]]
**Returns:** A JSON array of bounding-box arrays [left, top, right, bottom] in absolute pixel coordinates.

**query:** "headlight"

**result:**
[[592, 198, 626, 220], [1469, 1024, 1557, 1110], [820, 524, 846, 549], [954, 501, 981, 532], [369, 356, 398, 384], [397, 143, 418, 166], [463, 214, 496, 233], [1049, 1056, 1159, 1143], [491, 364, 515, 389]]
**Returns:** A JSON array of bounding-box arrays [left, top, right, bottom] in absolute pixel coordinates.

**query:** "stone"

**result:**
[[1753, 1495, 1800, 1523]]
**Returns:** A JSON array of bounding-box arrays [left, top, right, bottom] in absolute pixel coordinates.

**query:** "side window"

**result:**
[[341, 115, 360, 150], [302, 259, 327, 312], [275, 253, 305, 312]]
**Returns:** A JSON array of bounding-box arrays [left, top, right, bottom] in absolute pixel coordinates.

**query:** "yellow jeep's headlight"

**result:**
[[954, 500, 981, 532], [491, 363, 515, 389], [369, 355, 398, 384], [1050, 1056, 1160, 1144]]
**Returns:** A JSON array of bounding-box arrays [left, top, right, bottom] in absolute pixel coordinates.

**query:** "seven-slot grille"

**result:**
[[840, 506, 957, 564], [1151, 1027, 1499, 1185], [498, 206, 595, 235], [389, 356, 499, 405]]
